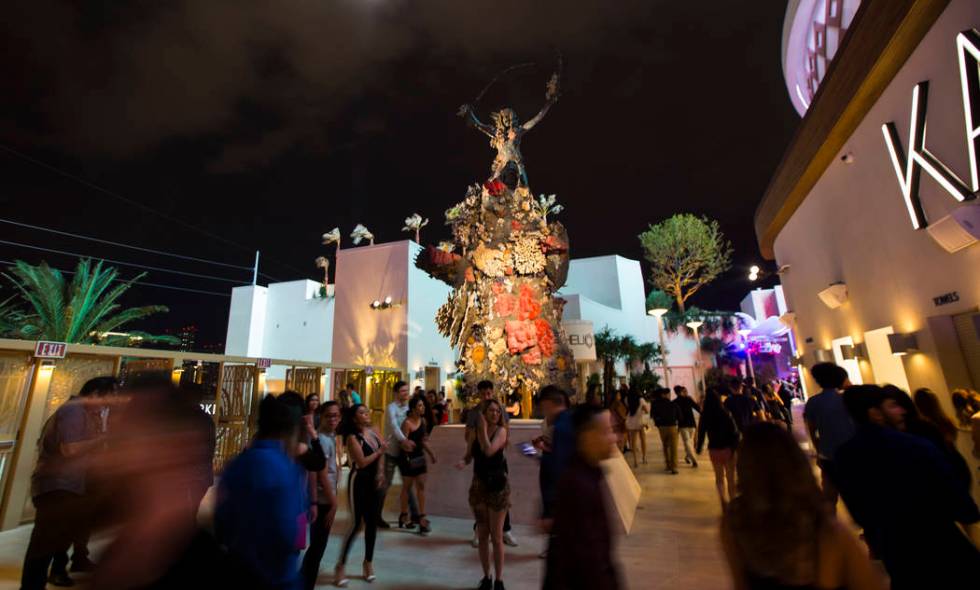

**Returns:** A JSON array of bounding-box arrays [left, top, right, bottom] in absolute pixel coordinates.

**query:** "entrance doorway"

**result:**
[[424, 367, 440, 392]]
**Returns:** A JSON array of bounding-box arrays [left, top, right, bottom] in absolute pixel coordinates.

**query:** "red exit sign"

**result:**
[[34, 341, 67, 359], [256, 358, 272, 369]]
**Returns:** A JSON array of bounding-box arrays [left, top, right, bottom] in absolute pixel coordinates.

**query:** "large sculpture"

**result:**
[[416, 64, 575, 395]]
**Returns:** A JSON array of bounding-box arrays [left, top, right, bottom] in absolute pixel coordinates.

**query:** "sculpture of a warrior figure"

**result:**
[[458, 73, 559, 189]]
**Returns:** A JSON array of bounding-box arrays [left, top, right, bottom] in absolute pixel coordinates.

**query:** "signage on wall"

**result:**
[[932, 291, 960, 307], [881, 29, 980, 229], [34, 341, 67, 359], [561, 320, 597, 362]]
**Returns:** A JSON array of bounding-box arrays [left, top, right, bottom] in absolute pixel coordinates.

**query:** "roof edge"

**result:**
[[754, 0, 951, 259]]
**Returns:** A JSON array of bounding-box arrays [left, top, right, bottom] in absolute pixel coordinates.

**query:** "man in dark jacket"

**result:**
[[673, 386, 699, 468], [544, 405, 620, 590], [836, 385, 980, 589], [650, 388, 681, 474]]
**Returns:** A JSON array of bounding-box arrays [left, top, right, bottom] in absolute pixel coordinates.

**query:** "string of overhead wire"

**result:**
[[0, 217, 281, 282], [0, 142, 307, 277], [0, 238, 251, 284], [0, 259, 230, 297]]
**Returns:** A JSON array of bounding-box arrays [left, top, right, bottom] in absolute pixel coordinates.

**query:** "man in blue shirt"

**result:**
[[836, 385, 980, 589], [216, 395, 307, 590], [803, 362, 854, 511]]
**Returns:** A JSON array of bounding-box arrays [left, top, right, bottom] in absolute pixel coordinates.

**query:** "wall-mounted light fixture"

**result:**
[[887, 332, 919, 356], [39, 359, 56, 373], [369, 296, 399, 310], [817, 282, 848, 309], [840, 342, 867, 360], [813, 349, 833, 363]]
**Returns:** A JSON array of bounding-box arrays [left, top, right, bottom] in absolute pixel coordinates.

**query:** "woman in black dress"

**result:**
[[457, 399, 510, 590], [335, 404, 385, 587], [398, 395, 437, 534]]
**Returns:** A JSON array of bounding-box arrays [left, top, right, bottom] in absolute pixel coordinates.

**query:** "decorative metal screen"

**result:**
[[286, 367, 321, 395], [213, 364, 256, 473]]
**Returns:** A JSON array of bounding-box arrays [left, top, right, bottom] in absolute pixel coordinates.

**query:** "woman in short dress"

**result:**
[[624, 387, 651, 467], [398, 395, 437, 534], [457, 399, 509, 590], [696, 387, 740, 509]]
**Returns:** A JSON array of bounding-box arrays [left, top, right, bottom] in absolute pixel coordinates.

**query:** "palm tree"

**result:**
[[635, 342, 663, 372], [0, 295, 24, 337], [594, 327, 619, 399], [3, 259, 177, 346]]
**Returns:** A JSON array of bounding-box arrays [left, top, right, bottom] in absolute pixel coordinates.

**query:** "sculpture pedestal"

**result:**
[[424, 420, 642, 533], [424, 421, 543, 525]]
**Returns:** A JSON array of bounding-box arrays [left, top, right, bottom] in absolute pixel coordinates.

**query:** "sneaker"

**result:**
[[47, 572, 75, 587], [670, 469, 679, 475], [494, 580, 506, 590], [684, 456, 691, 464], [470, 532, 479, 548], [503, 531, 519, 547], [691, 458, 699, 468], [477, 576, 492, 590]]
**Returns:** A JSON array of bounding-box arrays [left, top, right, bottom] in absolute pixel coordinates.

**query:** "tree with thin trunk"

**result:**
[[3, 259, 176, 346], [639, 214, 732, 313]]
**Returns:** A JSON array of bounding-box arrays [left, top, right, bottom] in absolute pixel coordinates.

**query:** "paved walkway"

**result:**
[[0, 428, 732, 589]]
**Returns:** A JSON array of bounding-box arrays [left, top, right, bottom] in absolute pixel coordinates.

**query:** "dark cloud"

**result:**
[[2, 0, 657, 170]]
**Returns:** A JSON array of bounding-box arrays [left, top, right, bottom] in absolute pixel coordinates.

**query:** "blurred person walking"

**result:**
[[650, 387, 681, 474], [696, 388, 740, 508], [674, 385, 700, 468], [913, 388, 959, 445], [624, 388, 650, 467], [725, 379, 763, 433], [458, 399, 510, 590], [543, 405, 620, 590], [398, 395, 437, 534], [21, 377, 114, 590], [300, 401, 341, 590], [721, 422, 884, 590], [214, 394, 307, 590], [836, 385, 980, 589], [803, 363, 854, 511], [378, 381, 419, 529], [335, 404, 386, 586], [534, 386, 574, 559], [92, 380, 224, 590]]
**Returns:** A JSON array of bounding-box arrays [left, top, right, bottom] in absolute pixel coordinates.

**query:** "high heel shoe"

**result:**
[[334, 564, 349, 587], [398, 512, 417, 529], [418, 514, 431, 535], [363, 561, 376, 583]]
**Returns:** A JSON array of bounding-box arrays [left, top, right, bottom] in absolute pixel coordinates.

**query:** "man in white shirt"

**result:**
[[378, 381, 420, 528]]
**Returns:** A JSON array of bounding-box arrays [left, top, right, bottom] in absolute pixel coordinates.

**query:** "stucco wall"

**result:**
[[773, 0, 980, 399], [405, 241, 455, 389], [331, 242, 410, 368]]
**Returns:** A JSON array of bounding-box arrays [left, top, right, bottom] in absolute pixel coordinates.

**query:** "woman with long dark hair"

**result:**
[[722, 422, 883, 589], [624, 388, 650, 467], [305, 393, 321, 431], [695, 387, 739, 508], [913, 388, 958, 445], [399, 395, 437, 534], [886, 386, 973, 495], [334, 404, 385, 586], [457, 399, 510, 590]]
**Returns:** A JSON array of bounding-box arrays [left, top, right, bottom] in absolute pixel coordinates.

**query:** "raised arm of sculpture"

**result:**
[[522, 72, 560, 132], [458, 104, 494, 138]]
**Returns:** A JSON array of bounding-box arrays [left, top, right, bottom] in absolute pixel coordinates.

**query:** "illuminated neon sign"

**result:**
[[881, 29, 980, 229]]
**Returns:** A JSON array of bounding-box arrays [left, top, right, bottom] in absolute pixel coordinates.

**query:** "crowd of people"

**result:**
[[20, 361, 980, 590]]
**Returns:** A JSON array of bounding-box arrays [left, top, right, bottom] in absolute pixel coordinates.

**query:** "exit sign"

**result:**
[[34, 341, 67, 359], [256, 358, 272, 369]]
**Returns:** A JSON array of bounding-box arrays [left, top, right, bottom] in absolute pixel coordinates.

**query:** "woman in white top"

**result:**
[[625, 388, 651, 467]]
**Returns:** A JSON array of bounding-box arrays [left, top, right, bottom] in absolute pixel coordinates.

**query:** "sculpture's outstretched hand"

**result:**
[[457, 103, 473, 117], [545, 73, 560, 102]]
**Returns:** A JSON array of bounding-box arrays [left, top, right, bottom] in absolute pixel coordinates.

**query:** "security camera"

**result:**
[[841, 152, 854, 164]]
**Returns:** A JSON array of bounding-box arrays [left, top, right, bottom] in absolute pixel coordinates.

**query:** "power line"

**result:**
[[0, 217, 252, 270], [0, 259, 231, 297], [0, 143, 307, 276], [0, 238, 251, 285]]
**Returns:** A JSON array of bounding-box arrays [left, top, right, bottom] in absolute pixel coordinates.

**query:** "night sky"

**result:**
[[0, 1, 799, 347]]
